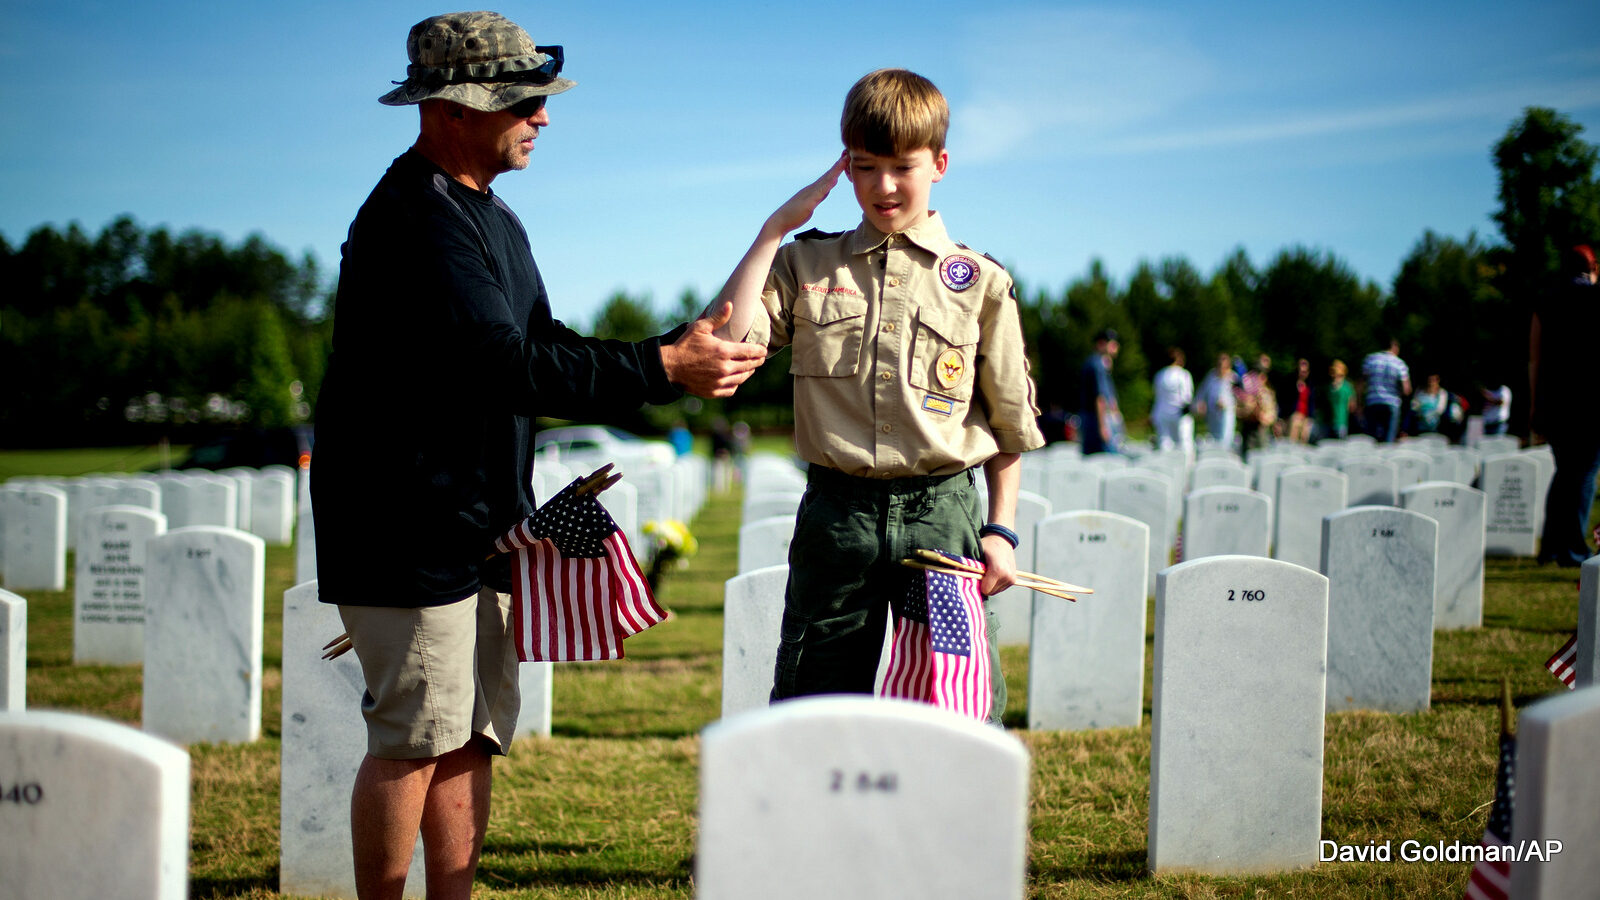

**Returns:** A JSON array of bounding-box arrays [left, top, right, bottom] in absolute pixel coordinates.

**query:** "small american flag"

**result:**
[[493, 475, 666, 662], [1546, 633, 1577, 690], [881, 551, 992, 722], [1463, 731, 1515, 900]]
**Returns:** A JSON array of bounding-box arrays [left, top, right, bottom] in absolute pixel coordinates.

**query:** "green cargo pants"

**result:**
[[770, 464, 1006, 725]]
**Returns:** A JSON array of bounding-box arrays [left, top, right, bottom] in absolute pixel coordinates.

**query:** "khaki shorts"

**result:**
[[338, 588, 521, 759]]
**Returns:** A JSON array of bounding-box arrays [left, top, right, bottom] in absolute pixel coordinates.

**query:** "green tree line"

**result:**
[[3, 107, 1596, 447], [0, 216, 330, 447]]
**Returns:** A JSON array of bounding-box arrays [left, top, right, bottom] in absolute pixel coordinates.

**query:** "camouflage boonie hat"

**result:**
[[378, 11, 575, 111]]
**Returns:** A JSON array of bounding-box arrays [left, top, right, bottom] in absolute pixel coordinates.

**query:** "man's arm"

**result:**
[[980, 452, 1021, 596], [711, 155, 848, 341]]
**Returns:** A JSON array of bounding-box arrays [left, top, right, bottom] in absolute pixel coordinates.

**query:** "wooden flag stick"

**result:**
[[899, 558, 1081, 602], [322, 632, 353, 661], [911, 548, 1094, 595]]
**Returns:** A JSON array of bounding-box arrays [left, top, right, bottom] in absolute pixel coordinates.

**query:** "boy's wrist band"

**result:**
[[979, 524, 1019, 548]]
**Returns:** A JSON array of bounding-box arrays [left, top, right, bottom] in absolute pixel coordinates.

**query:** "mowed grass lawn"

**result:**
[[9, 449, 1589, 899]]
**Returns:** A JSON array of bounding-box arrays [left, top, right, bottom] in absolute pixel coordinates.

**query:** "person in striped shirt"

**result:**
[[1361, 338, 1411, 443]]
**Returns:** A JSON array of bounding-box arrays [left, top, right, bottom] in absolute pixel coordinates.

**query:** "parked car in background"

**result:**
[[533, 425, 675, 470], [178, 426, 314, 471]]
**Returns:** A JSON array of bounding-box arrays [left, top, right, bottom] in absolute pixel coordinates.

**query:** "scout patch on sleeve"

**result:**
[[939, 254, 980, 292], [935, 348, 966, 389], [922, 394, 956, 416]]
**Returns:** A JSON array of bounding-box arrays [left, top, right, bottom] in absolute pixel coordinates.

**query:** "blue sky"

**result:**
[[2, 1, 1598, 326]]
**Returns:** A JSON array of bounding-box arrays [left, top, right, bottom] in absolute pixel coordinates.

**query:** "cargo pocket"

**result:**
[[909, 304, 980, 402], [789, 290, 868, 377]]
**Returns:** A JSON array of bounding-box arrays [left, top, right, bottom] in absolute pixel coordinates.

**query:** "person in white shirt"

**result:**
[[1150, 347, 1195, 457]]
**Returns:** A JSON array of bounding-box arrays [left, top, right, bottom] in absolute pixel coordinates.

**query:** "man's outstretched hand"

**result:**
[[660, 302, 766, 398]]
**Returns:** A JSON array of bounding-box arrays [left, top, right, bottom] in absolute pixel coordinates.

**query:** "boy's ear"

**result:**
[[932, 149, 949, 183]]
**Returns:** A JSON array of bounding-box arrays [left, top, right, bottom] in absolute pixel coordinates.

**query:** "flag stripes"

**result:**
[[1546, 632, 1577, 690], [881, 552, 992, 722], [494, 476, 666, 663]]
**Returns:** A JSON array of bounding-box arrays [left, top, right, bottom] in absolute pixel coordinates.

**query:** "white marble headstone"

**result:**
[[721, 565, 789, 718], [1510, 686, 1600, 899], [217, 467, 258, 536], [1273, 466, 1348, 571], [1182, 487, 1271, 560], [0, 709, 189, 899], [1149, 556, 1329, 874], [987, 490, 1052, 647], [106, 477, 163, 514], [1028, 512, 1149, 730], [295, 467, 317, 586], [1386, 450, 1433, 491], [1481, 454, 1538, 556], [1101, 470, 1175, 598], [696, 697, 1029, 900], [1400, 482, 1486, 630], [143, 526, 265, 743], [1340, 458, 1399, 507], [1191, 458, 1251, 491], [1320, 507, 1437, 712], [516, 662, 553, 740], [1044, 463, 1102, 514], [1577, 558, 1600, 688], [1477, 434, 1519, 457], [743, 492, 802, 524], [74, 506, 167, 665], [2, 485, 67, 591], [249, 469, 295, 546], [1, 588, 24, 711], [738, 515, 795, 575], [279, 581, 426, 898]]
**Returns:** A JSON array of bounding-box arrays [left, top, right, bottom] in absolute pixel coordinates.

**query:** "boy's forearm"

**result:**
[[710, 224, 786, 341], [983, 452, 1021, 527], [713, 155, 849, 342]]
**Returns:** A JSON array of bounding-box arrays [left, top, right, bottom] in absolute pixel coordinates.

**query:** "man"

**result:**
[[1531, 244, 1600, 567], [311, 13, 765, 899], [1361, 337, 1411, 443], [1079, 328, 1121, 454]]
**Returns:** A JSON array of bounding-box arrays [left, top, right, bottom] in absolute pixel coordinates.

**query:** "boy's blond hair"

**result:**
[[840, 68, 948, 157]]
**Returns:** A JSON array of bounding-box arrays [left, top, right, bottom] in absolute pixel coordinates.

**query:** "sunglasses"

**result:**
[[506, 95, 547, 118]]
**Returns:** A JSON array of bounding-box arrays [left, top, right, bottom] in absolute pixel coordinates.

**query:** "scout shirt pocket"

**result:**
[[909, 304, 979, 403], [788, 288, 868, 377]]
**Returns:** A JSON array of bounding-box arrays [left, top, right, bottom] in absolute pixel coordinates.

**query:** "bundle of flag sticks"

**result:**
[[322, 464, 624, 662], [899, 548, 1092, 602]]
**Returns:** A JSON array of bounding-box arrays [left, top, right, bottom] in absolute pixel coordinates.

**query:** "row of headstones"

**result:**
[[738, 472, 1490, 647], [13, 679, 1598, 898], [0, 572, 553, 898], [712, 555, 1600, 888], [7, 560, 1600, 895], [0, 467, 298, 591], [726, 500, 1477, 729]]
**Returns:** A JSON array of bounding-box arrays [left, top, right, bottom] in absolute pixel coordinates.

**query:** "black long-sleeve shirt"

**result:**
[[313, 149, 681, 607]]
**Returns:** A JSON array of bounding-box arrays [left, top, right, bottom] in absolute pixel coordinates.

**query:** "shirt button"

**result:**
[[881, 371, 892, 381], [884, 323, 896, 332], [887, 277, 901, 287], [881, 424, 893, 434]]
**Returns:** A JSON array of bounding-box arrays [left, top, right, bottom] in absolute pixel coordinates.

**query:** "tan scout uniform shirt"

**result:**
[[740, 212, 1045, 478]]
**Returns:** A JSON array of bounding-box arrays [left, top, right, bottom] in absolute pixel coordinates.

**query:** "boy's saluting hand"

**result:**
[[762, 153, 849, 238]]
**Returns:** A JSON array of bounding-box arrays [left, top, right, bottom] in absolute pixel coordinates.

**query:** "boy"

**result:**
[[713, 69, 1044, 723]]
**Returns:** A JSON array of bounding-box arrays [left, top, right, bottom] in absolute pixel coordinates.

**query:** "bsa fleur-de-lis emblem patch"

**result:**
[[939, 254, 980, 292], [936, 349, 965, 389]]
